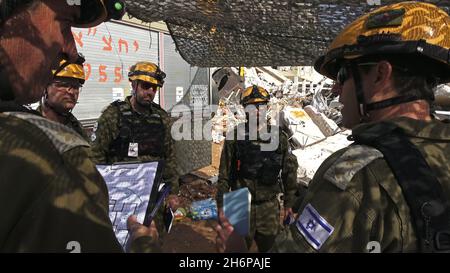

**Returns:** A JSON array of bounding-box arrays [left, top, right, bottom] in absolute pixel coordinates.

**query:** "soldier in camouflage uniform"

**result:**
[[217, 2, 450, 253], [0, 0, 158, 252], [91, 61, 180, 236], [37, 55, 89, 142], [216, 85, 299, 252]]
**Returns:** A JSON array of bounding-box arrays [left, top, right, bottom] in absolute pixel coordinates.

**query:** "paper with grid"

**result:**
[[96, 161, 159, 248]]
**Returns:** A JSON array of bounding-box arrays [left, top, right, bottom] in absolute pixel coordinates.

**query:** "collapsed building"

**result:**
[[210, 66, 351, 186], [210, 65, 450, 186]]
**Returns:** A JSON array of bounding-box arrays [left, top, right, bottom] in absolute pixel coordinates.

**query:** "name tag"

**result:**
[[128, 142, 139, 157]]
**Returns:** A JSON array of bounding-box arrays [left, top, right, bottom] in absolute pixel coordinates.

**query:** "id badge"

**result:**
[[128, 142, 139, 157]]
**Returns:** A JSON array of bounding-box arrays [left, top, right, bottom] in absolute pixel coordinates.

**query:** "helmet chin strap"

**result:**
[[366, 95, 424, 111], [349, 62, 370, 123]]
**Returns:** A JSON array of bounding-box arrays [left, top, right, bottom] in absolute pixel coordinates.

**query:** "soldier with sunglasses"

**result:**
[[216, 85, 298, 253], [217, 1, 450, 253], [91, 61, 180, 240]]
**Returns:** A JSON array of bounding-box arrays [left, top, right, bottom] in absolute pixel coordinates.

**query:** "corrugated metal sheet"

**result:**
[[162, 34, 199, 110], [72, 22, 159, 120]]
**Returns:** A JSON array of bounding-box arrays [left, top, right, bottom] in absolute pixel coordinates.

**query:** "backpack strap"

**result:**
[[352, 122, 450, 252]]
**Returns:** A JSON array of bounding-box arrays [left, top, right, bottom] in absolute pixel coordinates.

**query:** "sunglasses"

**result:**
[[52, 81, 82, 92], [336, 61, 413, 86], [336, 62, 379, 85], [140, 81, 160, 91]]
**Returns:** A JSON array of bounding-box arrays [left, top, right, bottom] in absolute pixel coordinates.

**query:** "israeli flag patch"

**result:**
[[296, 203, 334, 250]]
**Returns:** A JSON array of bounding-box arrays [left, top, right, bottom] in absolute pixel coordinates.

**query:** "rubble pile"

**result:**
[[211, 95, 246, 144], [179, 175, 217, 204], [209, 67, 352, 187], [293, 130, 352, 186], [435, 84, 450, 112]]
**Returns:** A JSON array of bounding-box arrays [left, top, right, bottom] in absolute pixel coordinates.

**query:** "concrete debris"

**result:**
[[304, 105, 340, 137], [282, 106, 326, 148], [209, 66, 353, 186], [435, 84, 450, 109], [293, 130, 352, 186]]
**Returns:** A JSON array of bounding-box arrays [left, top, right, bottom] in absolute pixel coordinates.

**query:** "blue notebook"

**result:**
[[223, 187, 251, 236]]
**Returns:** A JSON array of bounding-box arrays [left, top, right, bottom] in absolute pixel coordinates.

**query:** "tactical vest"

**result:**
[[352, 122, 450, 253], [108, 101, 165, 160], [235, 138, 283, 186]]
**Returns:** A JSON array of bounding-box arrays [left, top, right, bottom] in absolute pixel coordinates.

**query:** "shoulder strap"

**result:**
[[3, 111, 90, 154], [352, 122, 450, 253]]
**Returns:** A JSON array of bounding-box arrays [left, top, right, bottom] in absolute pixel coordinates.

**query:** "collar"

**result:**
[[352, 117, 450, 142]]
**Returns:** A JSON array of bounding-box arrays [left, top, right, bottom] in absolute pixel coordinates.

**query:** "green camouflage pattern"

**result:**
[[270, 117, 450, 253], [216, 129, 298, 251], [36, 105, 90, 143], [91, 96, 179, 194], [246, 197, 281, 252], [0, 109, 157, 252]]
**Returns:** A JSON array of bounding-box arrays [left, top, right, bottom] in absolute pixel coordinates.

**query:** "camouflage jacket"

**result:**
[[36, 105, 90, 143], [216, 127, 299, 208], [91, 96, 179, 193], [0, 103, 156, 252], [270, 117, 450, 253]]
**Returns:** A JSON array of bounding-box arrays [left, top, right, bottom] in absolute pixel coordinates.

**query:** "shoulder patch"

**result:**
[[4, 112, 90, 154], [296, 203, 334, 250], [324, 145, 383, 190]]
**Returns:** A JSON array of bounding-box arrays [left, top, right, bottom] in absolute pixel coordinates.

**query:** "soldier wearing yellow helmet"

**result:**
[[37, 55, 89, 141], [217, 1, 450, 253], [240, 85, 270, 106], [0, 0, 157, 252], [216, 85, 298, 252], [91, 61, 180, 239]]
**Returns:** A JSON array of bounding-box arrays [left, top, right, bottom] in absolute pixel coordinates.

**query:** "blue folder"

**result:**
[[223, 187, 251, 236]]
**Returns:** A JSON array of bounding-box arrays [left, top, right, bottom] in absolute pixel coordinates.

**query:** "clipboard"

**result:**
[[96, 160, 165, 247]]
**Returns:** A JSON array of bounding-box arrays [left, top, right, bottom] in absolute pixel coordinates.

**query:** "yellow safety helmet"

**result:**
[[314, 1, 450, 83], [128, 62, 166, 87], [218, 98, 226, 107], [52, 55, 86, 84], [241, 85, 270, 106]]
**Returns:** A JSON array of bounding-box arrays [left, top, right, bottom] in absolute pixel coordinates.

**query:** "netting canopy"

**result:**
[[124, 0, 450, 67]]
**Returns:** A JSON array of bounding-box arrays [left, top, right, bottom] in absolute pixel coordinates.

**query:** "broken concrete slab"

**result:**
[[293, 130, 352, 186]]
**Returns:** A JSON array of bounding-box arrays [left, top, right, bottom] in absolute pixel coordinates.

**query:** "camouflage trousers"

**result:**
[[245, 197, 281, 252]]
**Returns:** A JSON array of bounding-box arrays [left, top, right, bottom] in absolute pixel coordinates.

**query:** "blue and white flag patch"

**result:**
[[296, 203, 334, 250]]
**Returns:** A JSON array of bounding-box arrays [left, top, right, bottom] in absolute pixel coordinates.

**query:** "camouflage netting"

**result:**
[[125, 0, 450, 67]]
